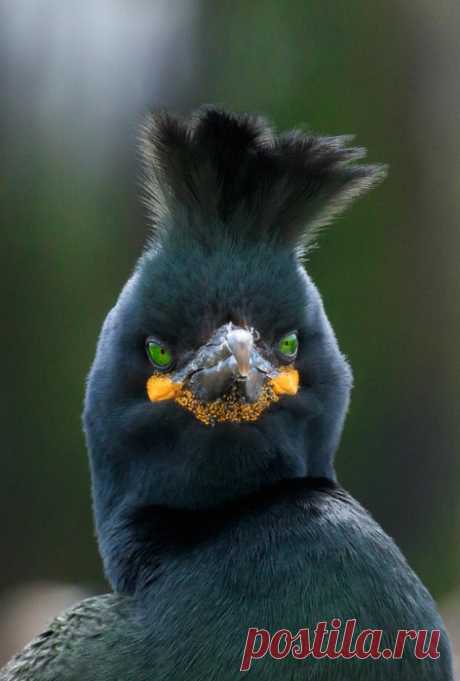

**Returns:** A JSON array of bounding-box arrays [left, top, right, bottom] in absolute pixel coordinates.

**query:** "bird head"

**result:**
[[83, 107, 385, 591]]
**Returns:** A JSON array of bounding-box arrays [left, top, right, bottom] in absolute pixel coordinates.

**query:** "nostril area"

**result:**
[[226, 329, 253, 349]]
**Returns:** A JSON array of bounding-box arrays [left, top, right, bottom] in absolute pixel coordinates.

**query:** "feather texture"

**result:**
[[140, 106, 386, 257]]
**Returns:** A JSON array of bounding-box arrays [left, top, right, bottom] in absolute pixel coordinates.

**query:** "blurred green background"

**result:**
[[1, 0, 459, 664]]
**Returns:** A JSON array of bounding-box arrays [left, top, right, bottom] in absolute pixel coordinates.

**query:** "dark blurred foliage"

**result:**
[[1, 0, 459, 632]]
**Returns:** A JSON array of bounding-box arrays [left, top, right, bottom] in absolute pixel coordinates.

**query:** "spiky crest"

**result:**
[[140, 106, 386, 257]]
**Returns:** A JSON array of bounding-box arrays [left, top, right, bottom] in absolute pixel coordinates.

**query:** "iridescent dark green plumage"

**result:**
[[1, 108, 453, 681]]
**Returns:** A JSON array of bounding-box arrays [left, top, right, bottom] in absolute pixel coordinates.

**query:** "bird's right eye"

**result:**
[[146, 338, 174, 371]]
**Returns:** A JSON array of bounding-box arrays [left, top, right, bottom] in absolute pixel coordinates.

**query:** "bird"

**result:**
[[1, 107, 453, 680]]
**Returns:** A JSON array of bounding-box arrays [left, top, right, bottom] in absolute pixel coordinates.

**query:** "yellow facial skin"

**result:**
[[271, 366, 299, 396], [146, 375, 182, 401], [146, 367, 299, 426]]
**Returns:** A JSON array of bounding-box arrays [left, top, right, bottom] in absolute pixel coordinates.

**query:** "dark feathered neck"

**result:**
[[105, 477, 339, 595]]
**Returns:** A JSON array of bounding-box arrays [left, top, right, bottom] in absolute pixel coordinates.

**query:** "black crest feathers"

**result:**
[[140, 106, 386, 256]]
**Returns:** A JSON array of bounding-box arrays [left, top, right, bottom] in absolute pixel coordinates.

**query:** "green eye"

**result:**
[[146, 338, 174, 370], [277, 332, 298, 360]]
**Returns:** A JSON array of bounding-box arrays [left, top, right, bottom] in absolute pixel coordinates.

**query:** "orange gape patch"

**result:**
[[271, 366, 299, 396], [146, 375, 182, 402], [146, 368, 300, 426]]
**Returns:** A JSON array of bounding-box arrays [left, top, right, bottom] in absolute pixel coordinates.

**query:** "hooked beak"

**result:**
[[226, 327, 252, 378], [174, 322, 275, 403], [145, 322, 300, 424]]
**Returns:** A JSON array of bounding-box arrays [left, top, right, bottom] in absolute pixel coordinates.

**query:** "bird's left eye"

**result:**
[[276, 332, 299, 361], [146, 338, 174, 371]]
